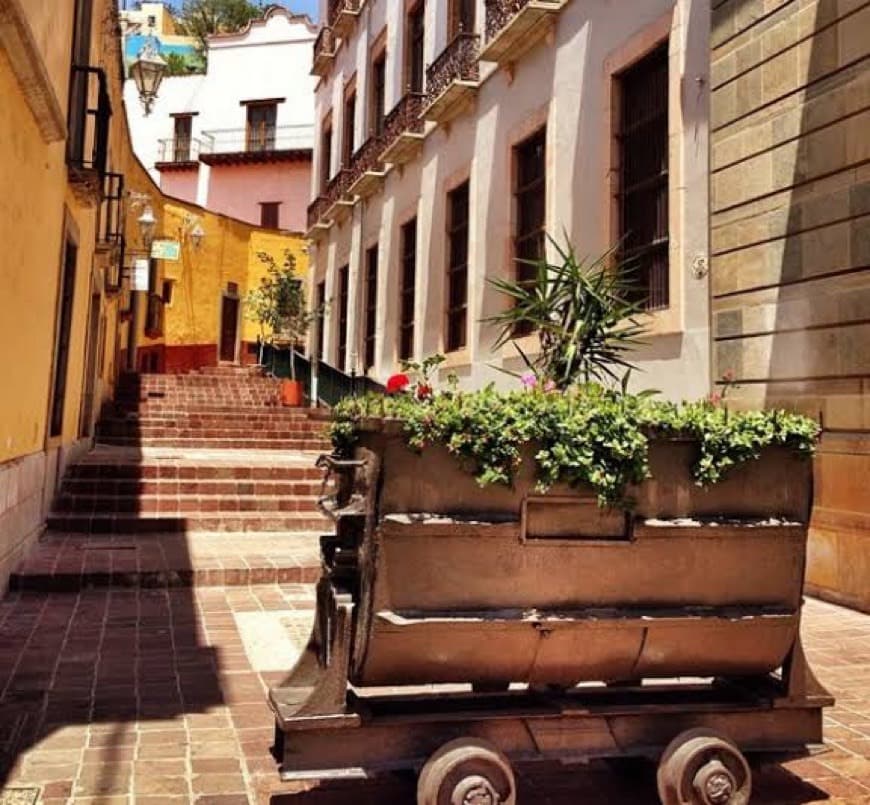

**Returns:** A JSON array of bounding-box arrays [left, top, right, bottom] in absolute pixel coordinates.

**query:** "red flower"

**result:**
[[386, 373, 410, 394], [416, 383, 432, 401]]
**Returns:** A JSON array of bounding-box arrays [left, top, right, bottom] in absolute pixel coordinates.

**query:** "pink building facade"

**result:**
[[125, 6, 317, 232]]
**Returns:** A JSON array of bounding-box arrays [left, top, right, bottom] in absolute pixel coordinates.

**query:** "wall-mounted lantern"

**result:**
[[138, 205, 156, 249], [189, 223, 205, 250], [130, 38, 167, 115]]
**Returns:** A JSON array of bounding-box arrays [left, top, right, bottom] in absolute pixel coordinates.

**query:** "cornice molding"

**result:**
[[0, 0, 66, 143]]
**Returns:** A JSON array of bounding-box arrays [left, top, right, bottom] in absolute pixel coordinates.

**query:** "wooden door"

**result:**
[[219, 295, 239, 362]]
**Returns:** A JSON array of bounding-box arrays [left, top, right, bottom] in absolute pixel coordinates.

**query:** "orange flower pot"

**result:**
[[281, 379, 304, 407]]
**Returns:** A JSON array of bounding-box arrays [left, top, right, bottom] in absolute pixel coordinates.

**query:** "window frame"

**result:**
[[320, 114, 333, 193], [337, 264, 349, 370], [398, 218, 417, 362], [370, 47, 387, 137], [259, 201, 281, 229], [615, 40, 670, 311], [245, 101, 277, 152], [445, 180, 470, 352], [406, 1, 425, 93], [342, 85, 357, 167], [363, 244, 378, 372]]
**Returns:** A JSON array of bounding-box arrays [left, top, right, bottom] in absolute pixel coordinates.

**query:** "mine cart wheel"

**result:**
[[417, 737, 516, 805], [656, 729, 751, 805]]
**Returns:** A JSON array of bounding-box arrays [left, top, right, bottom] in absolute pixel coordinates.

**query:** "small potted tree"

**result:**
[[245, 249, 314, 407]]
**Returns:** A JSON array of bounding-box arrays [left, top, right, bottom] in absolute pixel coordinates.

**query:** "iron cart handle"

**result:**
[[315, 454, 368, 519]]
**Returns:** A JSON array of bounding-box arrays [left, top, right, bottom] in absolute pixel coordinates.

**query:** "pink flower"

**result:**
[[721, 369, 736, 383], [521, 372, 538, 390], [544, 380, 557, 393], [708, 391, 723, 406]]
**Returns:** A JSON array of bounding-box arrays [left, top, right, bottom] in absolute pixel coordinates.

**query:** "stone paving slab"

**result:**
[[11, 533, 322, 591], [0, 593, 866, 804]]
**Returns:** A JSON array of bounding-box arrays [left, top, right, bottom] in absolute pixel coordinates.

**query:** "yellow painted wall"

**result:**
[[0, 47, 67, 463]]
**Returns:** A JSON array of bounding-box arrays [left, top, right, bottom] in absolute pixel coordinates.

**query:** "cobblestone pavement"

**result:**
[[0, 591, 867, 804]]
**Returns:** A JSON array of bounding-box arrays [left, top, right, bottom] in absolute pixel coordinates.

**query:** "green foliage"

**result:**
[[244, 250, 320, 378], [163, 51, 202, 75], [330, 387, 820, 506], [175, 0, 262, 54], [485, 237, 649, 390]]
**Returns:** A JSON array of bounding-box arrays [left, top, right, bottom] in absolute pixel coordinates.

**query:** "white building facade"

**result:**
[[125, 6, 318, 232], [307, 0, 711, 400]]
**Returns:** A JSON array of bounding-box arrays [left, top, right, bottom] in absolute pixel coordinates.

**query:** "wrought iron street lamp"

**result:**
[[189, 223, 205, 250], [130, 39, 167, 115], [138, 205, 156, 249]]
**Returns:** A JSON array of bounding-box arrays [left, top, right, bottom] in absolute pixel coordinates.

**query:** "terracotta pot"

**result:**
[[281, 379, 304, 407]]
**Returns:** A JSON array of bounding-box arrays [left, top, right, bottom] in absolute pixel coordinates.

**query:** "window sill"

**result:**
[[440, 348, 470, 369]]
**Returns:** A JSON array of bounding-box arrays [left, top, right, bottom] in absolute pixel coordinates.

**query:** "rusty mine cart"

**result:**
[[269, 424, 833, 805]]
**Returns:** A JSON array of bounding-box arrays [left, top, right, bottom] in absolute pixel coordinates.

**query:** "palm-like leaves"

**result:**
[[485, 237, 649, 389]]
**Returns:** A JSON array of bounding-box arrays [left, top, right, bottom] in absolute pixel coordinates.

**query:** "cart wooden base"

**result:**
[[271, 666, 831, 805]]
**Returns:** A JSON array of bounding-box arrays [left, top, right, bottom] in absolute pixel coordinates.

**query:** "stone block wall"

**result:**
[[710, 0, 870, 612]]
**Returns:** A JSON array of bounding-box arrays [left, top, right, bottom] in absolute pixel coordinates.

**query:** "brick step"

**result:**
[[46, 511, 331, 534], [66, 462, 325, 481], [119, 374, 277, 386], [101, 412, 320, 426], [61, 477, 325, 496], [10, 532, 322, 591], [95, 425, 324, 440], [95, 436, 330, 450], [97, 418, 324, 437], [55, 493, 323, 515], [110, 403, 312, 415]]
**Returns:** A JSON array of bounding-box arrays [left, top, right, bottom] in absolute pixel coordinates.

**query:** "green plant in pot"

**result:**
[[245, 249, 315, 406]]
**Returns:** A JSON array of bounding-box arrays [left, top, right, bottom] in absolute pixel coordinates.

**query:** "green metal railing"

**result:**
[[256, 344, 385, 407]]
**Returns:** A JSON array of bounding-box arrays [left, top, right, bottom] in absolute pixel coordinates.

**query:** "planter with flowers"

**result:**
[[270, 241, 831, 802]]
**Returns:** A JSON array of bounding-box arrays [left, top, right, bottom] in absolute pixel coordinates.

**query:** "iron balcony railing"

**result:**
[[327, 0, 360, 26], [313, 26, 337, 72], [307, 195, 329, 230], [67, 65, 111, 177], [98, 172, 126, 295], [350, 132, 385, 178], [484, 0, 542, 40], [425, 32, 480, 107], [200, 125, 314, 156], [382, 91, 426, 144], [157, 137, 203, 163], [325, 167, 354, 207]]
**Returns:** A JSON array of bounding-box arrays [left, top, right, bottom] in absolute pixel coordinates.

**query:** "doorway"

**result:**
[[219, 293, 240, 363]]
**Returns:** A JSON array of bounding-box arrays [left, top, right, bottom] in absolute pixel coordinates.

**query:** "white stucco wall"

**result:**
[[125, 7, 318, 224], [310, 0, 711, 403]]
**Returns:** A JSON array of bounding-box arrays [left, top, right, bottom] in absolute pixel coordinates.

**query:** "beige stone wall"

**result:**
[[710, 0, 870, 612]]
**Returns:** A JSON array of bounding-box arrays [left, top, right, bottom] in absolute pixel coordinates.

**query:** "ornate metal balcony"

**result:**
[[306, 195, 331, 235], [481, 0, 567, 65], [422, 32, 480, 125], [97, 172, 125, 295], [379, 91, 426, 166], [67, 65, 111, 200], [155, 137, 203, 168], [324, 167, 355, 223], [328, 0, 360, 39], [347, 134, 387, 199], [312, 27, 337, 76]]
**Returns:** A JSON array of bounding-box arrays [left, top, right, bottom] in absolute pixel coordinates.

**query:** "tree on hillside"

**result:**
[[175, 0, 262, 54]]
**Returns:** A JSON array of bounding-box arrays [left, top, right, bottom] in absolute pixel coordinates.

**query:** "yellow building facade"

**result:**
[[0, 0, 306, 591]]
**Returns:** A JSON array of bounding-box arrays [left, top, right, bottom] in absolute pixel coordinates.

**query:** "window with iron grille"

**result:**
[[260, 202, 280, 229], [246, 102, 277, 152], [173, 115, 193, 161], [337, 265, 349, 369], [446, 181, 469, 352], [617, 41, 669, 310], [370, 51, 387, 136], [343, 90, 356, 166], [399, 218, 417, 361], [364, 244, 378, 371], [320, 120, 333, 192], [451, 0, 475, 36], [407, 2, 425, 92], [315, 280, 326, 360], [513, 126, 546, 335], [50, 234, 78, 437]]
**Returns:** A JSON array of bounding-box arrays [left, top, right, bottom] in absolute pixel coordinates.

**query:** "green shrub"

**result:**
[[330, 387, 820, 507]]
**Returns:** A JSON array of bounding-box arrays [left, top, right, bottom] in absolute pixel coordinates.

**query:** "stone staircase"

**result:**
[[11, 366, 333, 591]]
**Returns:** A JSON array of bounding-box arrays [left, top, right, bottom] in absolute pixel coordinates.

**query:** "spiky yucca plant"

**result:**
[[485, 237, 649, 390]]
